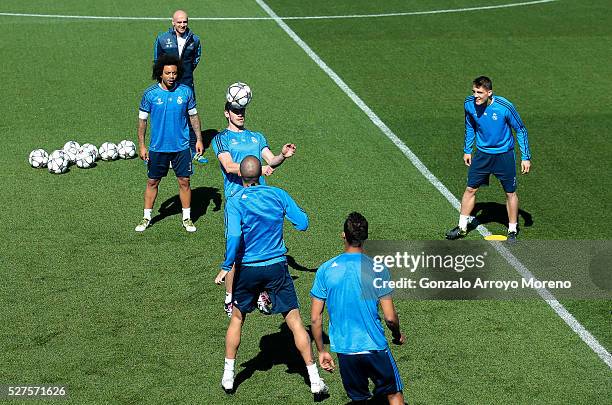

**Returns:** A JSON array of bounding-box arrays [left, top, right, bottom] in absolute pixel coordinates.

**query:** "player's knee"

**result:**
[[466, 186, 478, 194], [146, 178, 160, 188], [177, 177, 190, 189]]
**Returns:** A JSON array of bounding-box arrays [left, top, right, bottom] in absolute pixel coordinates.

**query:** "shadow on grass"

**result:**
[[287, 255, 317, 273], [470, 202, 534, 229], [234, 323, 330, 397], [202, 128, 218, 150], [150, 186, 222, 226]]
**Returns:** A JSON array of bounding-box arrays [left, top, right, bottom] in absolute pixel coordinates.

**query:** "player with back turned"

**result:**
[[311, 212, 406, 404]]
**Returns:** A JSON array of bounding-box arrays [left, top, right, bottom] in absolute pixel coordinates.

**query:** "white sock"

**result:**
[[143, 209, 152, 220], [224, 358, 235, 372], [508, 222, 518, 233], [458, 215, 470, 231], [306, 363, 321, 385], [225, 292, 232, 304], [182, 208, 191, 221]]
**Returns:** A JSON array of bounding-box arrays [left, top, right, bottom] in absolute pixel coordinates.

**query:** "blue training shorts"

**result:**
[[232, 260, 299, 315], [467, 149, 517, 193], [147, 148, 192, 179], [337, 349, 404, 401]]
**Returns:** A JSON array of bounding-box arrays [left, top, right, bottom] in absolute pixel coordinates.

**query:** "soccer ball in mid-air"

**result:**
[[117, 140, 136, 159], [28, 149, 49, 168], [76, 150, 95, 168], [99, 142, 118, 160], [80, 143, 99, 161], [63, 141, 80, 163], [48, 150, 69, 174], [226, 82, 252, 109]]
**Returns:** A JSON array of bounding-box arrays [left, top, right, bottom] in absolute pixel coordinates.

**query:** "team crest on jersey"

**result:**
[[492, 112, 498, 121], [251, 137, 258, 143], [177, 96, 183, 105]]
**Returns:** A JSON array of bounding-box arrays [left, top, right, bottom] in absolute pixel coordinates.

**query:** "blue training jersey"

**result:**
[[139, 83, 196, 152], [212, 129, 269, 198], [221, 185, 308, 270], [310, 253, 393, 354], [464, 95, 531, 160]]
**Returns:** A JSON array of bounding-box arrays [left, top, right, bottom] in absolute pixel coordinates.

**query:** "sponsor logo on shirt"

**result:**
[[165, 38, 172, 48], [230, 139, 239, 145], [251, 137, 258, 143], [155, 97, 163, 105]]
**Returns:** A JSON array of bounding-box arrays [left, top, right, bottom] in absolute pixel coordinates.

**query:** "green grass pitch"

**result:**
[[1, 1, 610, 403]]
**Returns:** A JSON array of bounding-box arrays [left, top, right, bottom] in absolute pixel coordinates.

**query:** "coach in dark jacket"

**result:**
[[154, 9, 202, 90]]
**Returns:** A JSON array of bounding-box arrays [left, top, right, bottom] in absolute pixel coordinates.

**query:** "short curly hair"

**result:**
[[152, 54, 182, 83], [344, 212, 368, 247]]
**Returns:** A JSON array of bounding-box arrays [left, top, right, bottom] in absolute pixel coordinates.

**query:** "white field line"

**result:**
[[0, 0, 557, 21], [254, 0, 612, 369]]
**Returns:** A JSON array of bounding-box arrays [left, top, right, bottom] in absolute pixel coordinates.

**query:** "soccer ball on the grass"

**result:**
[[48, 150, 68, 174], [63, 141, 80, 163], [28, 149, 49, 168], [226, 82, 252, 109], [80, 143, 99, 160], [76, 150, 95, 168], [99, 142, 118, 160], [117, 140, 136, 159]]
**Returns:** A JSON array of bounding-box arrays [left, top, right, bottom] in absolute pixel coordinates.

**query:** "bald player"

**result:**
[[154, 10, 203, 159], [214, 156, 328, 397]]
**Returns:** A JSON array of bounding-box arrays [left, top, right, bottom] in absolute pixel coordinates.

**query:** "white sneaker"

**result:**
[[221, 372, 234, 393], [310, 378, 329, 395], [257, 291, 272, 315], [135, 218, 150, 232], [182, 218, 196, 232]]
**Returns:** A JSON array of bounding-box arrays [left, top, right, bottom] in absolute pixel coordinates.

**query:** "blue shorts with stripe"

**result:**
[[232, 260, 299, 315], [337, 348, 403, 401], [467, 149, 517, 193], [147, 148, 193, 179]]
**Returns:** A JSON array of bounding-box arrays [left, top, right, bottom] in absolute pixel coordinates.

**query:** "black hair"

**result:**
[[152, 54, 182, 82], [344, 212, 368, 247], [473, 76, 493, 91]]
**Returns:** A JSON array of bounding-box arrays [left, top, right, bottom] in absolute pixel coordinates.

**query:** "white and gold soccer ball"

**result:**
[[99, 142, 118, 161], [76, 150, 95, 168], [48, 149, 68, 174], [80, 143, 99, 161], [226, 82, 252, 109], [63, 141, 80, 163], [29, 149, 49, 168], [117, 140, 136, 159]]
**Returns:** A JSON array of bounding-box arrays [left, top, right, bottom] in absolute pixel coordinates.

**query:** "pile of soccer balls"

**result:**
[[29, 140, 137, 174]]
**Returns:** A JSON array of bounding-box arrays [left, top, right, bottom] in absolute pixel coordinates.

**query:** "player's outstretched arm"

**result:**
[[380, 297, 406, 345], [261, 144, 296, 169], [137, 118, 148, 161]]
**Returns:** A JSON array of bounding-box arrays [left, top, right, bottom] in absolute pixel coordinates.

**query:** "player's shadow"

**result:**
[[150, 186, 222, 225], [287, 255, 317, 273], [470, 202, 533, 229], [234, 323, 330, 395], [202, 129, 218, 150]]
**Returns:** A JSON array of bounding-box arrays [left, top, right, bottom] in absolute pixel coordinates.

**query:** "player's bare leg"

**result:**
[[222, 307, 245, 392], [136, 178, 160, 232], [388, 392, 405, 405], [460, 186, 478, 216], [144, 178, 161, 210], [177, 177, 191, 209], [446, 187, 478, 239], [505, 191, 519, 240], [283, 309, 327, 395], [177, 177, 196, 232]]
